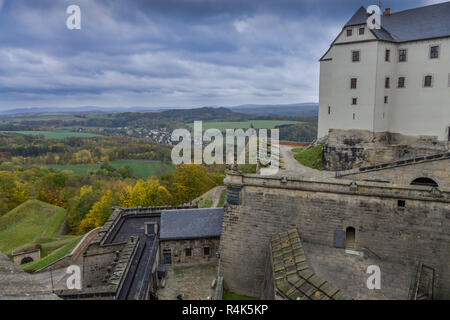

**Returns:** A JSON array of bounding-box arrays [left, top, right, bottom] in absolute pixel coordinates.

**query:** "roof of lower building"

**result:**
[[345, 2, 450, 42], [269, 229, 349, 300], [160, 208, 224, 240], [0, 252, 60, 300]]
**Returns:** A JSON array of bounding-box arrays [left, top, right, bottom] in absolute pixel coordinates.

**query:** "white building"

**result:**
[[318, 3, 450, 141]]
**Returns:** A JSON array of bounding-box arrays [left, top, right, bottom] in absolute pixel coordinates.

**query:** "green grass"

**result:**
[[20, 235, 83, 272], [0, 200, 67, 255], [291, 147, 304, 153], [223, 291, 258, 300], [197, 194, 213, 209], [293, 144, 324, 170], [36, 160, 175, 178], [2, 130, 103, 139], [238, 164, 257, 174], [188, 120, 303, 132], [217, 189, 226, 207]]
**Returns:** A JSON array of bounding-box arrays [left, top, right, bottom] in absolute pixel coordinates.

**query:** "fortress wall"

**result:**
[[220, 173, 450, 299], [339, 158, 450, 188]]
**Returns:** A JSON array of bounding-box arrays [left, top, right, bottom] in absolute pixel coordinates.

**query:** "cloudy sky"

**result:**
[[0, 0, 444, 110]]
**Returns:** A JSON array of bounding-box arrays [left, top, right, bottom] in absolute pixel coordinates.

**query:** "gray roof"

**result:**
[[344, 2, 450, 42], [160, 208, 224, 240]]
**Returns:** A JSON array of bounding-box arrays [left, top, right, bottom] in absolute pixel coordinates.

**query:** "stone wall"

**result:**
[[12, 249, 40, 265], [159, 237, 219, 265], [323, 129, 449, 171], [338, 156, 450, 188], [220, 173, 450, 299]]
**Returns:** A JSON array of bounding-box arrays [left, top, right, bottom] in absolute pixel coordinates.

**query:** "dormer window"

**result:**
[[430, 46, 439, 59], [347, 29, 353, 36]]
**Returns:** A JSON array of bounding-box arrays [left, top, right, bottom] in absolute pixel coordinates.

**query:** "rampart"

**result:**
[[220, 172, 450, 299]]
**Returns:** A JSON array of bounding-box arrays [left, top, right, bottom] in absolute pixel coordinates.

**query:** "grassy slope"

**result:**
[[0, 200, 67, 254], [21, 235, 83, 272], [217, 189, 226, 207], [293, 144, 324, 170], [36, 160, 175, 178]]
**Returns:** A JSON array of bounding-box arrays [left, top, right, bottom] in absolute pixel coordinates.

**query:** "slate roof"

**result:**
[[160, 208, 224, 240], [270, 229, 349, 300], [344, 2, 450, 42]]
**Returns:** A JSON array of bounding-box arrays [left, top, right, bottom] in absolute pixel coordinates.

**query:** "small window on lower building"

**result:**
[[384, 96, 388, 104], [398, 77, 405, 88], [424, 75, 433, 87], [359, 27, 365, 35], [352, 98, 358, 105], [398, 200, 406, 208], [204, 247, 210, 256], [185, 248, 192, 257], [353, 113, 356, 120], [328, 106, 331, 115]]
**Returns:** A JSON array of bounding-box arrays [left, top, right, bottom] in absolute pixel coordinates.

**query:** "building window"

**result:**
[[352, 50, 360, 62], [385, 77, 390, 89], [345, 227, 356, 249], [398, 77, 406, 88], [411, 177, 438, 187], [203, 247, 210, 256], [397, 200, 406, 208], [328, 106, 331, 115], [399, 49, 407, 62], [352, 98, 358, 105], [185, 248, 192, 257], [384, 96, 388, 104], [385, 49, 390, 62], [430, 46, 439, 59], [347, 29, 353, 36], [350, 78, 357, 89], [359, 27, 365, 35], [424, 75, 433, 87], [353, 113, 356, 120]]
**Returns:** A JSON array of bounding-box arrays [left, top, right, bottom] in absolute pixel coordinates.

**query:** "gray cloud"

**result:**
[[0, 0, 427, 109]]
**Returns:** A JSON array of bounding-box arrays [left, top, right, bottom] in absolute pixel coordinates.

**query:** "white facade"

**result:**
[[318, 19, 450, 141]]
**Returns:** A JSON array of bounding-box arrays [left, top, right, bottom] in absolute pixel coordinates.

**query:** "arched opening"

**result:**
[[20, 257, 34, 265], [345, 227, 356, 249], [411, 177, 438, 187]]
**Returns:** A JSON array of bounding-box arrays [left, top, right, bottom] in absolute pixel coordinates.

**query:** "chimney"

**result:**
[[384, 8, 391, 16]]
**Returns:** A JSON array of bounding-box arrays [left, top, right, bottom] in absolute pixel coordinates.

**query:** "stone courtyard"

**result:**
[[157, 263, 217, 300]]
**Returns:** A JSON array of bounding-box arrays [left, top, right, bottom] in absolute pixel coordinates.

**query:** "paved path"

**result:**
[[279, 145, 334, 179], [193, 186, 226, 208], [157, 263, 217, 300]]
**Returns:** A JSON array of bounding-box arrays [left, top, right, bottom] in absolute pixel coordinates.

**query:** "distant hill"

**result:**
[[228, 103, 318, 117], [0, 200, 67, 254]]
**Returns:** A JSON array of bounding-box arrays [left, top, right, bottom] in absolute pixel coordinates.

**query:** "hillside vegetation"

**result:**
[[0, 200, 67, 254], [292, 145, 324, 170]]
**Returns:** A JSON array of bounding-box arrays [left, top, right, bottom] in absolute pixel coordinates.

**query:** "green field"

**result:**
[[293, 144, 324, 170], [2, 130, 104, 139], [0, 200, 68, 254], [188, 120, 303, 132], [37, 160, 175, 178]]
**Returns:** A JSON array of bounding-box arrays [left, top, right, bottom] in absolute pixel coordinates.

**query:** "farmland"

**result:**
[[36, 160, 175, 178], [2, 130, 104, 139]]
